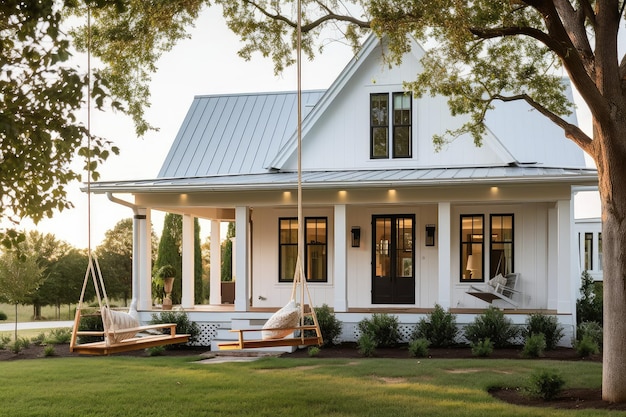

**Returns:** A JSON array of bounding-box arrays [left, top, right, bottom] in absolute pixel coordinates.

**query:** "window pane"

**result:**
[[393, 127, 410, 157], [279, 218, 298, 281], [461, 215, 484, 281], [371, 94, 389, 159], [490, 214, 514, 277], [372, 127, 388, 158], [392, 92, 411, 158], [305, 218, 327, 281], [584, 232, 593, 271]]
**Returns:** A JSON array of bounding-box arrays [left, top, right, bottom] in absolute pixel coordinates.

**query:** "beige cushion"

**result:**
[[488, 274, 507, 289], [101, 307, 139, 343], [262, 300, 300, 340]]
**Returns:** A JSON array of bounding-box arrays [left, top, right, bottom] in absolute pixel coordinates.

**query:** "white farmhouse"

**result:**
[[90, 35, 598, 348]]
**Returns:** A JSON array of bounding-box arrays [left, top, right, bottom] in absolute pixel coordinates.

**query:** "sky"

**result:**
[[22, 5, 601, 249]]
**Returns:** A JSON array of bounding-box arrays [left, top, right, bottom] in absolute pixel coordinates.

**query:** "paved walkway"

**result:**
[[0, 321, 73, 332]]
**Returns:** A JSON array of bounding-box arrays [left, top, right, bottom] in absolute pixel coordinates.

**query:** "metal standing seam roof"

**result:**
[[157, 90, 326, 179], [89, 166, 598, 194]]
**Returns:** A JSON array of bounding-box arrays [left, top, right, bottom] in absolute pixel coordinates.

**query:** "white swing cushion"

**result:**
[[262, 300, 300, 340], [101, 307, 139, 343], [488, 274, 507, 289]]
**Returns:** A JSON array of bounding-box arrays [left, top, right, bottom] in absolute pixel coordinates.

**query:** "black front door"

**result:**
[[372, 215, 415, 304]]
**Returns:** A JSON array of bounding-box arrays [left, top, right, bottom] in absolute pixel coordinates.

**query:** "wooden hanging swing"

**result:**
[[69, 8, 189, 355], [69, 255, 190, 355], [218, 0, 323, 350]]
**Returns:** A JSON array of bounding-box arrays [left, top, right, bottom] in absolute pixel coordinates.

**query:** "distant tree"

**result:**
[[20, 231, 72, 319], [155, 213, 183, 303], [201, 236, 211, 298], [0, 250, 44, 340], [46, 249, 89, 319], [193, 218, 204, 304], [154, 214, 204, 304], [96, 218, 158, 306], [221, 222, 235, 281]]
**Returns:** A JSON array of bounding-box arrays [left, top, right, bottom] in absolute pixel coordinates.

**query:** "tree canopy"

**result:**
[[0, 0, 123, 248]]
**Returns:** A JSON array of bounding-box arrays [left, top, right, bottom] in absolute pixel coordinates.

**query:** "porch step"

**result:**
[[210, 318, 298, 353]]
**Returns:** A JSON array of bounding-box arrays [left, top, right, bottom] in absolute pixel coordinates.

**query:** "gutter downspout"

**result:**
[[106, 192, 143, 321]]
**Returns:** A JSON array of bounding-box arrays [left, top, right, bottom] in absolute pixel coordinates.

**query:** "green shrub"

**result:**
[[412, 304, 458, 348], [408, 338, 430, 358], [522, 313, 563, 350], [305, 304, 342, 346], [9, 337, 30, 354], [77, 312, 104, 344], [43, 345, 56, 357], [576, 270, 603, 325], [0, 311, 7, 320], [357, 333, 377, 357], [150, 311, 200, 347], [146, 345, 166, 356], [522, 333, 546, 358], [358, 313, 400, 347], [463, 307, 519, 348], [577, 321, 602, 348], [45, 328, 72, 344], [0, 334, 11, 349], [575, 334, 600, 358], [31, 332, 47, 346], [307, 346, 320, 357], [470, 338, 493, 357], [526, 369, 565, 400]]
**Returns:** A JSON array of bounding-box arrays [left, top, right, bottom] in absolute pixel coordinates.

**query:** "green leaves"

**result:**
[[0, 1, 119, 248]]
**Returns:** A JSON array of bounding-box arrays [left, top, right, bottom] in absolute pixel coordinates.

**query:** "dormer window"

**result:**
[[370, 92, 412, 159]]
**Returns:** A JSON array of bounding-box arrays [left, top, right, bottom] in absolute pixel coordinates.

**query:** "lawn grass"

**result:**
[[0, 355, 616, 417], [0, 302, 76, 322]]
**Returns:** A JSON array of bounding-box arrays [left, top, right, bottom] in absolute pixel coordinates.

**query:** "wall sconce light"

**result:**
[[351, 227, 361, 248], [425, 224, 436, 246]]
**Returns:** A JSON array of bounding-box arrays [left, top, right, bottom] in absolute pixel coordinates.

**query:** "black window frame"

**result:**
[[278, 217, 328, 283], [460, 214, 484, 282], [370, 93, 389, 159], [490, 214, 514, 277], [392, 92, 412, 158]]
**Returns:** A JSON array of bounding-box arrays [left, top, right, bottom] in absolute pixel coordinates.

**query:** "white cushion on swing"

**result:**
[[262, 300, 300, 340], [101, 307, 139, 343]]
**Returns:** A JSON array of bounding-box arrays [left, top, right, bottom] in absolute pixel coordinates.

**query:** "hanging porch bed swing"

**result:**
[[218, 1, 323, 350]]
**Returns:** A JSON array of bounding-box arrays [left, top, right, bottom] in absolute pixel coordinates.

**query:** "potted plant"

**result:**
[[157, 265, 177, 310]]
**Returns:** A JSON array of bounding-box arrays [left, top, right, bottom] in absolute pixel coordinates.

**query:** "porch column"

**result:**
[[557, 199, 573, 315], [234, 206, 250, 311], [334, 204, 348, 312], [209, 220, 222, 305], [181, 214, 194, 309], [133, 208, 152, 314], [437, 202, 451, 309], [547, 205, 559, 310]]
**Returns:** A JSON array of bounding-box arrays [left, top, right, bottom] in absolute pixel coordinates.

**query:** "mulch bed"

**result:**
[[2, 342, 622, 411]]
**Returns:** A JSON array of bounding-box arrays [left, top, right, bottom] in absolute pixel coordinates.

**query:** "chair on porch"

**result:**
[[466, 273, 522, 308]]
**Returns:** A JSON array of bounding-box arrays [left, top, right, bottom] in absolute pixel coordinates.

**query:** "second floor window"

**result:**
[[370, 92, 412, 159]]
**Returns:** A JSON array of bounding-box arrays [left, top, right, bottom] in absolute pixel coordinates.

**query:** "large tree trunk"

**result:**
[[597, 125, 626, 402]]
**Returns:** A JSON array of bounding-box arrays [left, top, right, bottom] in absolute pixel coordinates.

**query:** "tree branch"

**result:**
[[242, 0, 370, 32], [494, 93, 593, 151]]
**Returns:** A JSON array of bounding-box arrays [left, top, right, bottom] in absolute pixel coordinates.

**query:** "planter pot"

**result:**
[[221, 281, 235, 304]]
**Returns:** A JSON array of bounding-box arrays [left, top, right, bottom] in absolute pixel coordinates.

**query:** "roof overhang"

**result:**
[[87, 166, 599, 195]]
